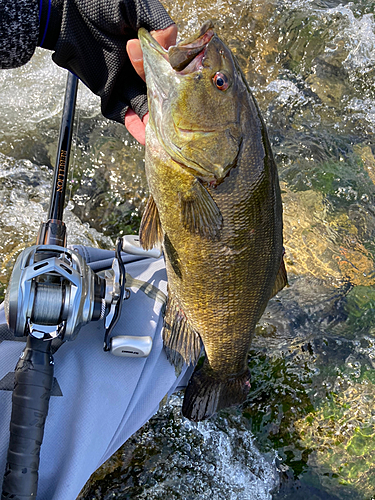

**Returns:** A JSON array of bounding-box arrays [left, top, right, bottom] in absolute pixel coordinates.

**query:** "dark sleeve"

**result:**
[[0, 0, 40, 68], [0, 0, 173, 124], [49, 0, 173, 123]]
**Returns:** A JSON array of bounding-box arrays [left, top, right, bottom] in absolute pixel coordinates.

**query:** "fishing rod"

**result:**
[[1, 72, 152, 499], [1, 72, 79, 500]]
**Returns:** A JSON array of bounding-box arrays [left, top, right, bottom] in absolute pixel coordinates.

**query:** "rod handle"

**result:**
[[1, 337, 54, 499]]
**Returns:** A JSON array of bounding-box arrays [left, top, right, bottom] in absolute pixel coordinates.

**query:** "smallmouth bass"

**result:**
[[138, 21, 287, 421]]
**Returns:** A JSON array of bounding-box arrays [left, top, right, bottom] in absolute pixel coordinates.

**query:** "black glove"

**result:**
[[39, 0, 174, 123]]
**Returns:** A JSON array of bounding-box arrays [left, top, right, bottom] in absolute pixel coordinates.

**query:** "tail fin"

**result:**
[[182, 364, 251, 421]]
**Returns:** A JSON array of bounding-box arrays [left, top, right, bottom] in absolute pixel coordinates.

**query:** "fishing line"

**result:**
[[39, 0, 52, 47]]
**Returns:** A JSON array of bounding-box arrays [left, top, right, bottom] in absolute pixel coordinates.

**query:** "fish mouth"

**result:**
[[138, 21, 215, 75], [168, 21, 215, 72]]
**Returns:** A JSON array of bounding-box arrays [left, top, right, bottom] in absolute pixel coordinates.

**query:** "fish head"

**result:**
[[139, 22, 244, 184]]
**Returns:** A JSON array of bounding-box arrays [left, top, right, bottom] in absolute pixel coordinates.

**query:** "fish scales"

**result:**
[[139, 22, 286, 421]]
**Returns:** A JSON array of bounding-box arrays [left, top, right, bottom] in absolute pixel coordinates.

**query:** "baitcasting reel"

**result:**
[[4, 238, 152, 357]]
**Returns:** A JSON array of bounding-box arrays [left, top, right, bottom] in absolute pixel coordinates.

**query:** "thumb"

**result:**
[[127, 24, 177, 82]]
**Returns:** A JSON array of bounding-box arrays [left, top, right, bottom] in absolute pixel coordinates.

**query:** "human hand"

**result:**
[[43, 0, 176, 139], [125, 24, 177, 145]]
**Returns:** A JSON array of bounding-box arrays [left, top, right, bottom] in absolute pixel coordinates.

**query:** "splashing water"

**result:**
[[79, 396, 279, 500]]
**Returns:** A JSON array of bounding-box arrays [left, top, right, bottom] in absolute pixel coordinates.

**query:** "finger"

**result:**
[[124, 108, 149, 145], [127, 39, 145, 81], [151, 23, 178, 50], [127, 24, 178, 82]]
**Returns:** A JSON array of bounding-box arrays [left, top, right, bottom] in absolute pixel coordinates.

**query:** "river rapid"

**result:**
[[1, 0, 375, 498]]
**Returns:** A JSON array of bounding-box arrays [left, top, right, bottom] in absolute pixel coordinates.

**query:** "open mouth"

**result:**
[[139, 21, 215, 76], [168, 20, 215, 73]]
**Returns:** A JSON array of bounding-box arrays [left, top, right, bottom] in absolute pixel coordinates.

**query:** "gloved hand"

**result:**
[[39, 0, 176, 143]]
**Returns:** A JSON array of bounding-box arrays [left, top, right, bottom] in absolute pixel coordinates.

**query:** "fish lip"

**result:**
[[168, 22, 215, 73], [174, 35, 214, 75], [138, 22, 215, 74], [138, 28, 169, 62]]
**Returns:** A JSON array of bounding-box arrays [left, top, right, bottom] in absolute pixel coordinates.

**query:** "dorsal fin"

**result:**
[[270, 255, 288, 298]]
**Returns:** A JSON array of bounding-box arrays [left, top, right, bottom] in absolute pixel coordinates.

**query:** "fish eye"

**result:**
[[213, 72, 229, 91]]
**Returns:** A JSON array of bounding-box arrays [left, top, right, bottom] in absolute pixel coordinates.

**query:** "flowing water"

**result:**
[[1, 0, 375, 498]]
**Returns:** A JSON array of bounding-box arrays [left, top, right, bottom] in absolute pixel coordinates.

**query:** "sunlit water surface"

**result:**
[[1, 0, 375, 498]]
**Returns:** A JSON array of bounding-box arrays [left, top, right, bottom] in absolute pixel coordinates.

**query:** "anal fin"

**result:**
[[139, 195, 163, 250], [162, 292, 202, 369], [179, 179, 223, 239]]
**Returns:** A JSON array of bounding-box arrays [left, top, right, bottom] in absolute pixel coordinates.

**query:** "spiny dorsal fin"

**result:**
[[162, 291, 202, 370], [178, 179, 223, 239], [270, 256, 288, 299], [139, 195, 163, 251]]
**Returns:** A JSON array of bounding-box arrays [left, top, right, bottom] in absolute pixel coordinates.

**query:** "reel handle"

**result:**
[[1, 337, 54, 500]]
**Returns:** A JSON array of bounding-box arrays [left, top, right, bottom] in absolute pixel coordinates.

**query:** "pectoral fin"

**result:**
[[162, 292, 202, 369], [139, 195, 163, 250], [270, 255, 288, 298], [179, 179, 223, 239]]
